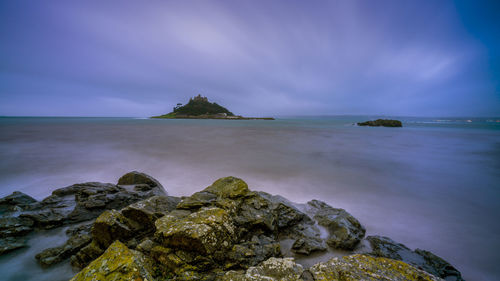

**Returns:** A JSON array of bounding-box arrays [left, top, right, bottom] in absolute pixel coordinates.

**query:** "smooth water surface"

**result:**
[[0, 116, 499, 280]]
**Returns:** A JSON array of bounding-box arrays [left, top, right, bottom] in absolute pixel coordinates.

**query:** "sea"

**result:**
[[0, 116, 499, 280]]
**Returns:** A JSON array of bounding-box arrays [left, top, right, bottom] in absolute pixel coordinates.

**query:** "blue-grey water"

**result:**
[[0, 116, 499, 280]]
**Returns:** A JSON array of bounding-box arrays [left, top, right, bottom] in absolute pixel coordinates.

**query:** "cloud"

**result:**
[[0, 0, 498, 116]]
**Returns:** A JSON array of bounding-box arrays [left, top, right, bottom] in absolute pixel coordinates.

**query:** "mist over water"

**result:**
[[0, 117, 499, 280]]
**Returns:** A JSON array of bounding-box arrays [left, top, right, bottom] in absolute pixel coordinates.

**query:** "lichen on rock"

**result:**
[[309, 254, 443, 281], [70, 240, 155, 281]]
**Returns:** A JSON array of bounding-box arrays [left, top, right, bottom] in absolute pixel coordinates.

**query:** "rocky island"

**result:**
[[151, 95, 274, 120], [0, 172, 463, 280], [357, 119, 403, 127]]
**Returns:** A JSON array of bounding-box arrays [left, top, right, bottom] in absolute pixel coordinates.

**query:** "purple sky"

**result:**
[[1, 0, 499, 117]]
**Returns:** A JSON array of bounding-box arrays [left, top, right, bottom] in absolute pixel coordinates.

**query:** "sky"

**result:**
[[0, 0, 499, 117]]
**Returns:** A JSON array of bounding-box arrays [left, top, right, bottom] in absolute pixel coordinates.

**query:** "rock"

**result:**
[[70, 240, 155, 281], [0, 216, 34, 237], [203, 176, 250, 199], [219, 257, 304, 281], [307, 200, 365, 250], [70, 240, 104, 269], [155, 207, 236, 256], [309, 254, 442, 281], [121, 195, 181, 231], [357, 119, 403, 127], [291, 236, 325, 255], [0, 236, 28, 255], [366, 235, 463, 281], [0, 191, 37, 214], [177, 191, 217, 210], [91, 210, 133, 249], [227, 235, 282, 268], [117, 171, 164, 190], [19, 173, 166, 231], [36, 230, 92, 267]]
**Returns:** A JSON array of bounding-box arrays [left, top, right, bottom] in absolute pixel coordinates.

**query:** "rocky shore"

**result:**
[[0, 172, 463, 280]]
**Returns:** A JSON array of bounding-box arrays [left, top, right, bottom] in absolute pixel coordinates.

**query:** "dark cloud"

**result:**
[[0, 0, 498, 117]]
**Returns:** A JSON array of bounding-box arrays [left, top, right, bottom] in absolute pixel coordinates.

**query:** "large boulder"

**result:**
[[309, 254, 442, 281], [366, 236, 463, 281], [155, 207, 236, 256], [70, 240, 155, 281], [203, 176, 250, 199], [307, 200, 365, 250], [219, 257, 305, 281], [117, 171, 164, 191]]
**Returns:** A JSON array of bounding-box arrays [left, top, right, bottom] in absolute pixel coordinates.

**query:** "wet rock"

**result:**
[[70, 240, 155, 281], [227, 235, 282, 268], [121, 195, 180, 231], [36, 230, 92, 267], [70, 240, 104, 269], [117, 170, 164, 190], [309, 254, 442, 281], [0, 191, 37, 214], [0, 216, 34, 237], [91, 209, 133, 248], [0, 236, 28, 255], [177, 191, 217, 210], [219, 257, 304, 281], [291, 236, 325, 255], [357, 119, 403, 127], [307, 200, 365, 250], [203, 176, 250, 199], [366, 235, 463, 281], [155, 207, 236, 256]]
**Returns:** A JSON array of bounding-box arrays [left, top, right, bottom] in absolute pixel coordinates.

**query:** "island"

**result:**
[[151, 95, 275, 120], [357, 119, 403, 127]]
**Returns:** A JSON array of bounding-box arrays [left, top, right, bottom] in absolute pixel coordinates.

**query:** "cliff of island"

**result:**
[[151, 95, 274, 120], [0, 172, 463, 281]]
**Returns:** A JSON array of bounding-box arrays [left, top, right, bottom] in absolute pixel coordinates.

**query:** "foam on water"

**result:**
[[0, 116, 499, 280]]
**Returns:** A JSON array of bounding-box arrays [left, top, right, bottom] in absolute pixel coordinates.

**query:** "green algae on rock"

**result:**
[[70, 240, 155, 281], [309, 254, 442, 281]]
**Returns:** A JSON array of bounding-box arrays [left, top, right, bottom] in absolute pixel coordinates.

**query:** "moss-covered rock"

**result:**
[[366, 235, 463, 281], [219, 257, 305, 281], [155, 207, 235, 256], [203, 177, 250, 199], [70, 240, 155, 281], [92, 209, 133, 248], [309, 254, 442, 281]]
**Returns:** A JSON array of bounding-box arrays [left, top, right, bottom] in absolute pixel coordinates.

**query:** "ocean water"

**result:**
[[0, 116, 499, 280]]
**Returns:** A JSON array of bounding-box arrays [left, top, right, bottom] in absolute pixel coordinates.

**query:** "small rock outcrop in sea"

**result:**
[[357, 119, 403, 127], [0, 174, 463, 281]]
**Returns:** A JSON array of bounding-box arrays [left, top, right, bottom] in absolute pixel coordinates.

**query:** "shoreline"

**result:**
[[0, 172, 463, 280]]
